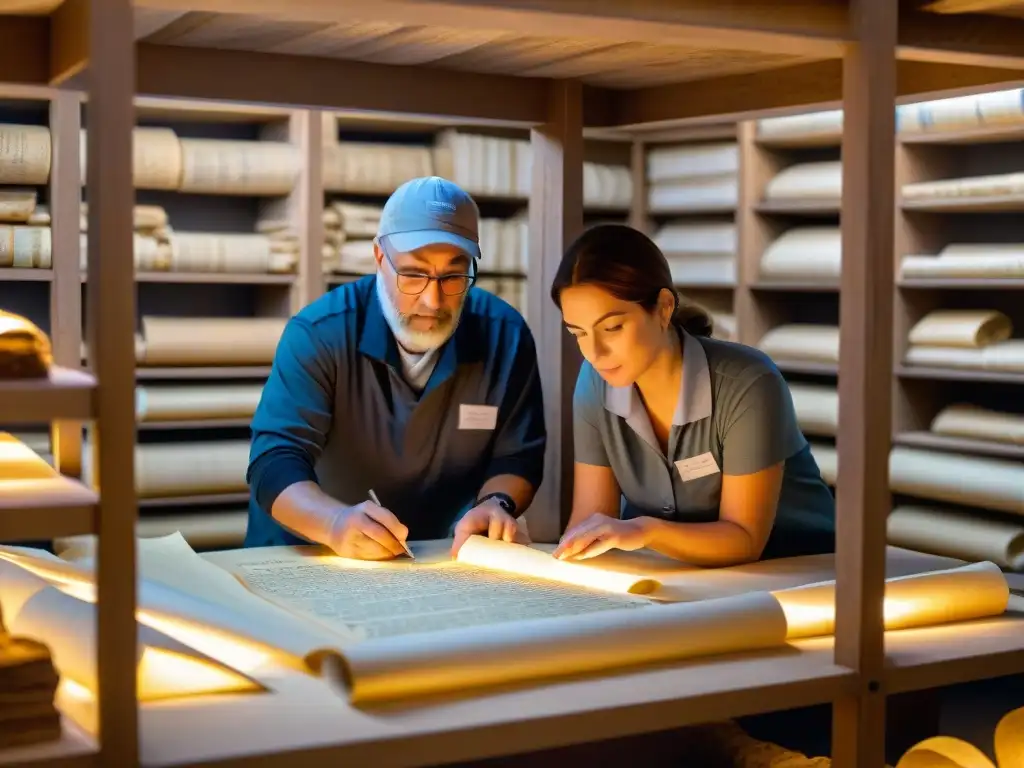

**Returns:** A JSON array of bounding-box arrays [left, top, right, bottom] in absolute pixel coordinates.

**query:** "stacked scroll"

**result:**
[[888, 445, 1024, 572], [434, 129, 632, 207], [756, 110, 843, 144], [903, 172, 1024, 209], [0, 124, 54, 271], [323, 201, 530, 277], [786, 383, 839, 487], [133, 315, 287, 369], [900, 243, 1024, 280], [646, 142, 738, 213], [897, 88, 1024, 134], [756, 324, 840, 369], [323, 130, 630, 208], [754, 88, 1024, 141], [759, 226, 842, 284], [321, 201, 379, 274], [786, 382, 1024, 570], [81, 437, 250, 502], [903, 309, 1024, 373], [80, 127, 300, 195], [651, 220, 736, 286], [0, 618, 61, 749], [80, 204, 299, 275], [761, 161, 842, 210]]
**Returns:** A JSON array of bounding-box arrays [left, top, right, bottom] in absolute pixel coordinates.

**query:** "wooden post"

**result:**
[[48, 89, 83, 478], [526, 80, 584, 542], [87, 0, 140, 761], [628, 139, 648, 233], [832, 0, 897, 764], [289, 109, 325, 312]]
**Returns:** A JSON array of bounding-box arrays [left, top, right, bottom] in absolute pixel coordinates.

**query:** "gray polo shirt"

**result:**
[[573, 329, 835, 560]]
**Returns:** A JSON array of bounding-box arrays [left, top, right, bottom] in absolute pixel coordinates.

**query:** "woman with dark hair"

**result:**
[[551, 223, 834, 566]]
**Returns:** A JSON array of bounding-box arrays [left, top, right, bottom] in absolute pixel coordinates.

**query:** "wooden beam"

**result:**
[[899, 5, 1024, 69], [86, 0, 140, 762], [0, 15, 49, 85], [132, 0, 851, 58], [525, 81, 584, 543], [49, 90, 84, 480], [611, 59, 1024, 128], [135, 43, 553, 125], [50, 0, 87, 85], [923, 0, 1024, 13], [831, 0, 896, 763]]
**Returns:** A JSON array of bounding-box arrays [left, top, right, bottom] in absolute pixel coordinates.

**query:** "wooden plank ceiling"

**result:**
[[132, 8, 818, 89]]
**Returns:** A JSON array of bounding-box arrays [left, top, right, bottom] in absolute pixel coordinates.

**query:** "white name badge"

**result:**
[[675, 452, 720, 482], [459, 404, 498, 430]]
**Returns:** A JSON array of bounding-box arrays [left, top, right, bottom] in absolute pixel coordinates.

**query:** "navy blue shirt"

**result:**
[[245, 276, 546, 547]]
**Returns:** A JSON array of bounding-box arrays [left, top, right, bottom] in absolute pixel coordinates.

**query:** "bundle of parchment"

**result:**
[[0, 629, 61, 750], [80, 127, 300, 195], [321, 201, 381, 274], [0, 123, 54, 268], [79, 203, 171, 271]]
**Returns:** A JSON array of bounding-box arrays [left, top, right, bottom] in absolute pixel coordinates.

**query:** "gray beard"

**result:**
[[375, 271, 463, 354]]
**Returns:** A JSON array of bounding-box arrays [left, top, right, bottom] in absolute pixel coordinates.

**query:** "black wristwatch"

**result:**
[[476, 491, 517, 517]]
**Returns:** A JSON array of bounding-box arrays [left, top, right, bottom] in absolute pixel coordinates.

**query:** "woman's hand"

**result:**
[[553, 515, 651, 561]]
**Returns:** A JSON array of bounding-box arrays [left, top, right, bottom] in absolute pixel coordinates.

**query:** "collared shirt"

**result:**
[[572, 329, 835, 560], [244, 275, 546, 547]]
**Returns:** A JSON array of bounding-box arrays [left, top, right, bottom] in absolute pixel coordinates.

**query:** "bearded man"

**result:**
[[245, 177, 546, 560]]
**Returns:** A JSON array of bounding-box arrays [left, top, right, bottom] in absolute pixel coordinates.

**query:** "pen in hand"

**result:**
[[368, 489, 415, 560]]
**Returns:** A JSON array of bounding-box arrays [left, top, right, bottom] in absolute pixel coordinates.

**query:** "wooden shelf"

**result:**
[[898, 277, 1024, 289], [138, 418, 252, 431], [0, 367, 95, 424], [755, 130, 843, 148], [131, 646, 855, 768], [0, 717, 96, 768], [672, 280, 736, 290], [134, 273, 296, 285], [648, 205, 736, 216], [134, 367, 272, 381], [138, 492, 250, 509], [900, 124, 1024, 145], [775, 360, 839, 376], [752, 280, 839, 292], [900, 195, 1024, 213], [893, 431, 1024, 460], [884, 613, 1024, 694], [0, 476, 96, 542], [754, 199, 841, 216], [0, 268, 53, 282], [895, 365, 1024, 384]]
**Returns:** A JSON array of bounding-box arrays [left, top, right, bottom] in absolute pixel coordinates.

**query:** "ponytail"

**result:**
[[671, 298, 714, 338]]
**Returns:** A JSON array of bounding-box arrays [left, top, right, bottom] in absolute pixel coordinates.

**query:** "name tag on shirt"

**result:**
[[459, 404, 498, 430], [675, 452, 720, 482]]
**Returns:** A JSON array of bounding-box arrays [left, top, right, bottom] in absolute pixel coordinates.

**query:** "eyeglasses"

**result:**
[[379, 238, 477, 297]]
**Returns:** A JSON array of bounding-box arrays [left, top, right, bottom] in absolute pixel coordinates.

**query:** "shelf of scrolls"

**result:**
[[738, 89, 1024, 576], [320, 111, 633, 324], [74, 97, 310, 553], [889, 89, 1024, 577], [0, 0, 1023, 766]]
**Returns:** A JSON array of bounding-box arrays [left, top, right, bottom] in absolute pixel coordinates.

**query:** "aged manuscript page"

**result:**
[[221, 538, 790, 703]]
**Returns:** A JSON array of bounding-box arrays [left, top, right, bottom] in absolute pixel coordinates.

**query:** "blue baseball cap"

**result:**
[[377, 176, 481, 260]]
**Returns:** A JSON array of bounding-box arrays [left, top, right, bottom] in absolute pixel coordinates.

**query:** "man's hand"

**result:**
[[326, 501, 410, 560], [451, 499, 522, 556], [553, 515, 650, 561]]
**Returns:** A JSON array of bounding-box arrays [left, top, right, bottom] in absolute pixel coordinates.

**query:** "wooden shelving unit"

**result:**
[[0, 0, 1023, 766]]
